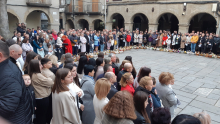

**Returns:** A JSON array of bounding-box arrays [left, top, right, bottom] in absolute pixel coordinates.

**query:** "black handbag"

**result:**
[[76, 95, 83, 121]]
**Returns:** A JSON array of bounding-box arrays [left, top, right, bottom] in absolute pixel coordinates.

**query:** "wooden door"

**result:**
[[92, 0, 98, 12], [78, 0, 83, 12]]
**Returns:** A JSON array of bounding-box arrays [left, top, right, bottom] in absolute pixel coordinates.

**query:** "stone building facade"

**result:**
[[61, 0, 220, 34], [7, 0, 59, 36]]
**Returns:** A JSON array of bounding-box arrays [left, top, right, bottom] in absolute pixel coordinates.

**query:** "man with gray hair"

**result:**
[[104, 72, 118, 100], [111, 54, 119, 76], [69, 31, 78, 55], [9, 44, 24, 73], [117, 63, 133, 90]]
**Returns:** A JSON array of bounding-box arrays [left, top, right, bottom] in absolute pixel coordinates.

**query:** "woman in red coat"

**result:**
[[62, 35, 72, 54], [162, 33, 168, 48]]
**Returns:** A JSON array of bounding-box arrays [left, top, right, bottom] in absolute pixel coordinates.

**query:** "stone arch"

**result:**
[[78, 19, 89, 30], [66, 19, 75, 30], [7, 12, 19, 36], [110, 13, 125, 29], [7, 9, 21, 22], [157, 12, 179, 33], [156, 12, 179, 24], [188, 13, 217, 33], [24, 8, 53, 24], [92, 19, 105, 31], [130, 13, 148, 31], [187, 12, 217, 25], [25, 10, 51, 30]]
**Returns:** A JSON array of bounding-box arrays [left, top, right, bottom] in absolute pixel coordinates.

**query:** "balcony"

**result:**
[[65, 5, 74, 14], [26, 0, 52, 7], [73, 3, 103, 15]]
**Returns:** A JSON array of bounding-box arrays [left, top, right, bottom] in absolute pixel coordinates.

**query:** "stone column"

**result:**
[[124, 22, 133, 31], [89, 23, 94, 30], [48, 23, 60, 32], [105, 22, 113, 30], [148, 23, 158, 31], [178, 24, 190, 33]]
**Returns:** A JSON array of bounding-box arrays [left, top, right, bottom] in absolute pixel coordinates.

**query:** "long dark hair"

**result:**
[[23, 52, 38, 72], [133, 91, 151, 123], [52, 68, 70, 94], [77, 56, 87, 74], [64, 63, 80, 87], [88, 58, 96, 66], [28, 59, 41, 78], [138, 67, 151, 82], [125, 56, 137, 76], [94, 58, 104, 78]]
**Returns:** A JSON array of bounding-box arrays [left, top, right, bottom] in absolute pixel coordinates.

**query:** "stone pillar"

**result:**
[[48, 23, 60, 32], [148, 23, 158, 31], [106, 22, 113, 30], [89, 23, 94, 30], [178, 24, 190, 33], [124, 22, 133, 31]]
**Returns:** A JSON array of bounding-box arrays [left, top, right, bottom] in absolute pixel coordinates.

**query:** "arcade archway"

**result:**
[[93, 19, 104, 31], [78, 19, 89, 30], [111, 13, 124, 29], [132, 13, 148, 31], [189, 13, 216, 33], [157, 13, 179, 33]]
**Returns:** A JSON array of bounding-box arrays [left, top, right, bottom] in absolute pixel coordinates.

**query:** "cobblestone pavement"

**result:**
[[115, 49, 220, 123]]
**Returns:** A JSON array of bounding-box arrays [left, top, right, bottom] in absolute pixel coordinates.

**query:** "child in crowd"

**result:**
[[37, 43, 44, 58], [166, 37, 171, 50], [22, 74, 36, 121], [47, 43, 53, 55], [151, 77, 161, 108]]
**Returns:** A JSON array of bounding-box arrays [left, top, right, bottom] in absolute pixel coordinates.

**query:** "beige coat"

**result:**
[[31, 73, 54, 98], [41, 68, 55, 81], [181, 36, 187, 49], [51, 91, 82, 124], [159, 34, 163, 47]]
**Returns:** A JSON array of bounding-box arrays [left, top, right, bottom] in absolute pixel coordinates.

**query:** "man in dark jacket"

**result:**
[[111, 54, 119, 76], [0, 41, 32, 124], [69, 31, 78, 55], [85, 31, 91, 53], [105, 72, 118, 100], [17, 23, 25, 36], [213, 34, 220, 54], [96, 64, 113, 81]]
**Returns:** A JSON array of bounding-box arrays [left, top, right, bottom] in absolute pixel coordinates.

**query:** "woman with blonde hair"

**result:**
[[93, 78, 111, 124], [48, 55, 58, 74], [193, 111, 211, 124], [101, 91, 137, 124], [120, 73, 135, 96]]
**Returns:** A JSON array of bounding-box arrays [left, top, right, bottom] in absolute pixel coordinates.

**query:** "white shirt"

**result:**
[[93, 95, 109, 124], [67, 82, 84, 108]]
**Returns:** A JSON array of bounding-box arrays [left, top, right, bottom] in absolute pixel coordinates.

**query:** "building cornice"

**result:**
[[107, 1, 219, 6]]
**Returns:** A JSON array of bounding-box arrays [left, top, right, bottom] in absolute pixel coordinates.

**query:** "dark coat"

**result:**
[[96, 73, 104, 81], [151, 87, 161, 108], [26, 85, 36, 115], [107, 85, 118, 100], [49, 64, 58, 75], [112, 62, 119, 77], [0, 59, 32, 124], [17, 26, 25, 36], [69, 35, 78, 44], [38, 38, 44, 44], [100, 36, 105, 45], [85, 35, 90, 44], [135, 86, 154, 121], [133, 111, 149, 124]]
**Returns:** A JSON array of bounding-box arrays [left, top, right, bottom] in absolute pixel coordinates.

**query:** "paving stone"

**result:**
[[180, 86, 198, 93], [173, 89, 197, 99], [179, 105, 202, 115], [189, 100, 220, 114], [177, 100, 189, 109], [193, 88, 213, 97], [187, 81, 204, 88], [195, 96, 217, 105], [177, 95, 193, 103], [215, 100, 220, 107], [211, 89, 220, 95], [207, 93, 220, 100], [201, 83, 217, 89]]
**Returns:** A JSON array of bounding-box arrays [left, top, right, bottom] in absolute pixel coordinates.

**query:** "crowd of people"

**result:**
[[0, 24, 214, 124]]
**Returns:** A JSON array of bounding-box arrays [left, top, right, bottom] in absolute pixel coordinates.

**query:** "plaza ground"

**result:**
[[116, 49, 220, 123]]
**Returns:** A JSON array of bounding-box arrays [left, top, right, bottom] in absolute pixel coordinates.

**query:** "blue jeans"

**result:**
[[73, 46, 78, 55], [191, 43, 196, 53], [100, 44, 104, 52], [90, 45, 94, 53]]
